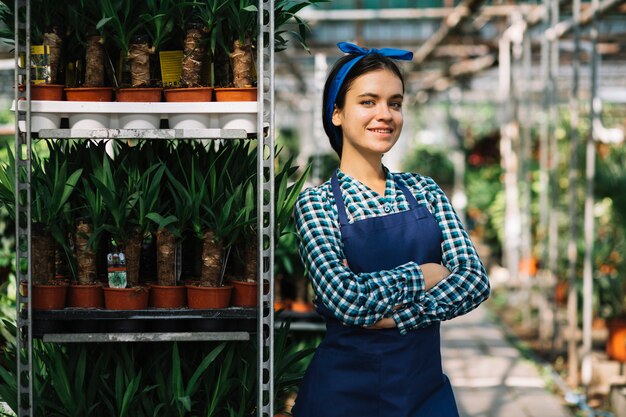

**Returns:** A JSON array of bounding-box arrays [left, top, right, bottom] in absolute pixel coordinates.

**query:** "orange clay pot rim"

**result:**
[[65, 87, 114, 91], [149, 284, 186, 289], [116, 87, 163, 91], [185, 284, 233, 289]]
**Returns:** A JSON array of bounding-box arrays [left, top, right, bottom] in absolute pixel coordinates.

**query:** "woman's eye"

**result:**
[[360, 100, 374, 105], [390, 102, 402, 109]]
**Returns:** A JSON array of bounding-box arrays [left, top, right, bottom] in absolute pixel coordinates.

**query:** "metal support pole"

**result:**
[[258, 0, 275, 416], [566, 0, 581, 387], [538, 0, 551, 291], [499, 20, 522, 287], [14, 1, 33, 416], [519, 19, 534, 293], [581, 0, 599, 392]]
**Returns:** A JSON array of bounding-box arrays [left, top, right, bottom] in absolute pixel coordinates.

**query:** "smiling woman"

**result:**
[[291, 42, 490, 417]]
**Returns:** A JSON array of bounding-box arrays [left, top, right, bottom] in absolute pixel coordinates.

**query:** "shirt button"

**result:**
[[384, 205, 391, 213]]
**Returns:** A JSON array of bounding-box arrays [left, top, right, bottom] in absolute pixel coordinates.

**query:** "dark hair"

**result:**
[[322, 53, 406, 157]]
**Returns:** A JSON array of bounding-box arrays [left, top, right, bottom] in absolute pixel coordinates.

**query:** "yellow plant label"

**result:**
[[160, 50, 183, 87], [30, 45, 50, 84]]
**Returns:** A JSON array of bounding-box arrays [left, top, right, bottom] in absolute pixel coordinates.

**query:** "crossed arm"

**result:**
[[294, 177, 490, 335]]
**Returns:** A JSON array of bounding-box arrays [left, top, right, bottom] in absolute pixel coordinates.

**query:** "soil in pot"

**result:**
[[186, 284, 232, 309], [103, 286, 149, 310], [150, 284, 187, 309], [164, 87, 214, 102], [214, 87, 257, 102], [67, 283, 104, 308]]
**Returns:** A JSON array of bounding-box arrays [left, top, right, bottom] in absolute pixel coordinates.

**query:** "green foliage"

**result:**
[[32, 141, 83, 267], [273, 0, 329, 53], [401, 144, 454, 188], [0, 318, 315, 417]]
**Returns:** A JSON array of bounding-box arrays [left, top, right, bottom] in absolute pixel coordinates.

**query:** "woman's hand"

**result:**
[[420, 263, 451, 290]]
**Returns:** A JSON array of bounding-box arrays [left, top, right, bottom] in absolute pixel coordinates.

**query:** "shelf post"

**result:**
[[258, 0, 275, 416], [14, 1, 34, 416]]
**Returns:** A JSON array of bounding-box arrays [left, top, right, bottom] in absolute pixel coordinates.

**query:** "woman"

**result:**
[[292, 42, 490, 417]]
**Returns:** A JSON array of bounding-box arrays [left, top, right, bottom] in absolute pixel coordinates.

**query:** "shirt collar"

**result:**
[[336, 166, 396, 199]]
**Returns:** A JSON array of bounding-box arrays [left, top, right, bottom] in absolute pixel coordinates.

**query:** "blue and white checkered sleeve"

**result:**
[[295, 187, 424, 327], [392, 177, 490, 335]]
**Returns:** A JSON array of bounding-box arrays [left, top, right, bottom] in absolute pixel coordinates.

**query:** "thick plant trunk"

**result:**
[[230, 38, 254, 88], [201, 230, 223, 287], [244, 239, 257, 283], [127, 41, 152, 87], [32, 232, 54, 285], [75, 220, 97, 285], [42, 31, 62, 83], [156, 228, 176, 286], [124, 232, 143, 287], [84, 35, 104, 87], [181, 27, 205, 87]]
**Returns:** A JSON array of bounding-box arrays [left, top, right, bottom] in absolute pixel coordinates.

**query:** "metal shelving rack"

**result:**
[[13, 0, 275, 416]]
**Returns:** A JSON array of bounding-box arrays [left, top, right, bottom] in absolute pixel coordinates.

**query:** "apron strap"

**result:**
[[331, 172, 350, 227], [396, 181, 420, 210], [332, 172, 421, 225]]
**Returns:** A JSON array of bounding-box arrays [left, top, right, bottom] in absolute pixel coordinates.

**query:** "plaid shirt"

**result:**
[[294, 168, 490, 335]]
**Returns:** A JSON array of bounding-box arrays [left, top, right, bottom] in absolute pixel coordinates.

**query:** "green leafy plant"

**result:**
[[30, 142, 83, 284]]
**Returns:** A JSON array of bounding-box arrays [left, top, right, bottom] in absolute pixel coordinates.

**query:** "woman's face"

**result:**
[[332, 69, 404, 159]]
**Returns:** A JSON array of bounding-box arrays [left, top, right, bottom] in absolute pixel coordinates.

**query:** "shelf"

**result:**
[[16, 100, 258, 114], [37, 128, 252, 139], [43, 332, 250, 343], [32, 307, 257, 339], [13, 100, 258, 134]]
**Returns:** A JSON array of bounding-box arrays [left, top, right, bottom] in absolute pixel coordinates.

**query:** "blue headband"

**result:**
[[325, 42, 414, 150]]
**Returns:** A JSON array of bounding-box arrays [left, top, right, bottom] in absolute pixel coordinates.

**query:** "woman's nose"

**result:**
[[376, 104, 392, 120]]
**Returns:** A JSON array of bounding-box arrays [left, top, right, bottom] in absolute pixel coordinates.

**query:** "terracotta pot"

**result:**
[[116, 87, 163, 102], [20, 84, 65, 101], [150, 285, 187, 309], [32, 283, 68, 310], [186, 285, 232, 309], [164, 87, 214, 102], [103, 287, 149, 310], [231, 280, 269, 307], [214, 87, 257, 102], [65, 87, 114, 102], [67, 284, 104, 308], [606, 318, 626, 362]]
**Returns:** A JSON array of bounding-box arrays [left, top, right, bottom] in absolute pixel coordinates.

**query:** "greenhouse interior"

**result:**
[[0, 1, 625, 416]]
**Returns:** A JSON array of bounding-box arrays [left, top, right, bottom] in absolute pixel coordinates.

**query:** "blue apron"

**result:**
[[292, 173, 459, 417]]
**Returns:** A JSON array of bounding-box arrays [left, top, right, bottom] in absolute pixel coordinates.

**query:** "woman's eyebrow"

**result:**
[[356, 92, 404, 99]]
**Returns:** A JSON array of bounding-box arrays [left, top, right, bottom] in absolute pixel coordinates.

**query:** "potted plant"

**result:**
[[11, 0, 68, 99], [214, 0, 257, 101], [230, 147, 309, 307], [146, 143, 204, 309], [29, 142, 83, 310], [163, 0, 227, 103], [66, 142, 110, 308], [215, 0, 325, 101], [94, 143, 164, 310], [98, 0, 162, 102], [168, 142, 250, 309], [64, 0, 115, 102]]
